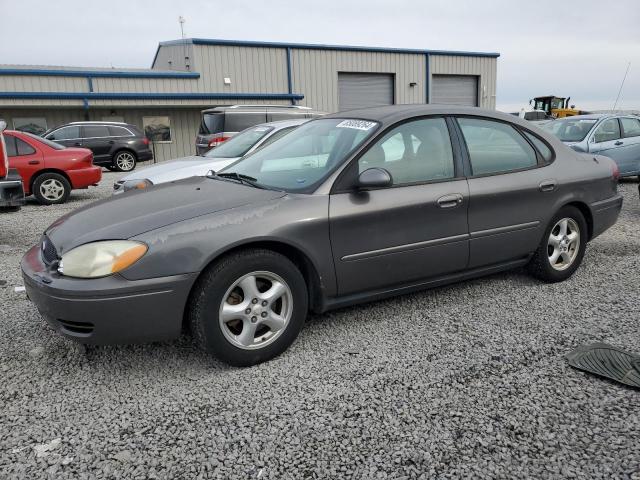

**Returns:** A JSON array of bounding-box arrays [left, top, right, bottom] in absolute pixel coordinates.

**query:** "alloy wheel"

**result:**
[[115, 152, 135, 171], [39, 179, 65, 201], [218, 271, 293, 350], [548, 217, 580, 271]]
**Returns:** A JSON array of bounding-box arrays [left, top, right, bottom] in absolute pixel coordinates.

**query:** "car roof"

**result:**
[[67, 121, 131, 125], [202, 105, 314, 113], [324, 104, 531, 127]]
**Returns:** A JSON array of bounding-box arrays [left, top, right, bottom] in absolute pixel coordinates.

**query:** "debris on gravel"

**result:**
[[1, 172, 639, 478]]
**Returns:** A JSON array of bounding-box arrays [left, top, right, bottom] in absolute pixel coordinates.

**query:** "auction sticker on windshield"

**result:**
[[336, 120, 377, 130]]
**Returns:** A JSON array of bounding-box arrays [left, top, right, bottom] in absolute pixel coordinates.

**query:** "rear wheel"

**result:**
[[113, 151, 137, 172], [188, 249, 308, 367], [528, 206, 587, 282], [32, 173, 71, 205]]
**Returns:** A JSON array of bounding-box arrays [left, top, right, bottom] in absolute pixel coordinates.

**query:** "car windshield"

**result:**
[[542, 118, 597, 142], [218, 118, 378, 193], [205, 125, 274, 158], [21, 131, 65, 150]]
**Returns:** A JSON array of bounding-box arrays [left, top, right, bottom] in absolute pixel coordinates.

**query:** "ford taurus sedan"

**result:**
[[22, 105, 622, 367], [542, 114, 640, 178]]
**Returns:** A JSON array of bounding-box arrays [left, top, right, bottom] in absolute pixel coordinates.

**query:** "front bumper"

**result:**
[[21, 244, 197, 345], [590, 194, 623, 240], [0, 169, 25, 207]]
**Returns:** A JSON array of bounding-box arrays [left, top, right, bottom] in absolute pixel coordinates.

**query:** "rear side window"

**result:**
[[47, 125, 80, 141], [523, 131, 553, 162], [4, 136, 17, 156], [224, 111, 267, 132], [458, 118, 538, 175], [83, 125, 110, 138], [620, 118, 640, 138], [200, 113, 224, 134], [593, 119, 621, 143], [108, 126, 133, 137], [4, 135, 36, 156]]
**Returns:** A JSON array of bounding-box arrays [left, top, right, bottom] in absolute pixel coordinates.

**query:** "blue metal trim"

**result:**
[[87, 77, 94, 92], [425, 54, 430, 104], [0, 68, 200, 79], [286, 47, 294, 105], [0, 92, 304, 101], [165, 38, 500, 58]]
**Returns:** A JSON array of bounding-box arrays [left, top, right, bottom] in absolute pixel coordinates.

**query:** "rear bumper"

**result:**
[[21, 245, 197, 345], [137, 149, 154, 162], [0, 169, 25, 207], [69, 166, 102, 189], [590, 194, 623, 239]]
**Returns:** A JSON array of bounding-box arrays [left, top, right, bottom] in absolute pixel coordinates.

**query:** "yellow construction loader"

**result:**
[[529, 96, 588, 118]]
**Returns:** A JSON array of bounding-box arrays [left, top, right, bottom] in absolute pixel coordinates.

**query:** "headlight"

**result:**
[[58, 241, 148, 278], [123, 179, 153, 192]]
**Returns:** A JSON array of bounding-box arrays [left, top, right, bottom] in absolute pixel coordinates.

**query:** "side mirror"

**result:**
[[357, 168, 392, 189]]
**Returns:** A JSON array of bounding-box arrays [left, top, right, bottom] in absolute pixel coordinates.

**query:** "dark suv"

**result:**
[[196, 105, 323, 154], [44, 122, 153, 172]]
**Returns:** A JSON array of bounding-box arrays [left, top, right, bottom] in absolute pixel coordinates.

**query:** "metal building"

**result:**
[[0, 39, 499, 162]]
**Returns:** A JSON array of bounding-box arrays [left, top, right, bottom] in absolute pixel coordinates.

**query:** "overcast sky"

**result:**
[[1, 0, 638, 111]]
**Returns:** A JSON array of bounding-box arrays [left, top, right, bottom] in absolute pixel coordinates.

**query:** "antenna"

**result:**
[[611, 62, 631, 112], [178, 16, 186, 39]]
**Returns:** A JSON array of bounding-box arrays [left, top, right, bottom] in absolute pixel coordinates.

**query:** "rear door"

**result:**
[[329, 116, 469, 295], [456, 117, 559, 269], [81, 125, 112, 163], [5, 133, 43, 192]]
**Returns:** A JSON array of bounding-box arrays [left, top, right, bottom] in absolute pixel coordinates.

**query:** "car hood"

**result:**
[[119, 155, 239, 185], [46, 176, 285, 254]]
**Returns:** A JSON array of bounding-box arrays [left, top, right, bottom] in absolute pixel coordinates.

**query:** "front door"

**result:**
[[44, 125, 82, 148], [329, 117, 470, 296]]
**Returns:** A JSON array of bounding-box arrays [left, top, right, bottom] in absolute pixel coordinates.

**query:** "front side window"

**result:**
[[593, 119, 621, 143], [358, 118, 455, 185], [219, 118, 378, 192], [83, 125, 110, 138], [458, 118, 538, 175], [542, 118, 597, 142], [46, 126, 80, 141], [205, 126, 274, 158], [620, 118, 640, 138]]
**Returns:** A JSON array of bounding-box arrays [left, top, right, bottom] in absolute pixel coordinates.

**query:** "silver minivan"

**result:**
[[195, 105, 324, 155], [543, 114, 640, 177]]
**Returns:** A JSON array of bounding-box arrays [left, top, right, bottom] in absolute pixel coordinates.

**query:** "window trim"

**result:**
[[331, 114, 463, 194], [620, 116, 640, 139], [453, 115, 551, 179], [46, 124, 135, 141]]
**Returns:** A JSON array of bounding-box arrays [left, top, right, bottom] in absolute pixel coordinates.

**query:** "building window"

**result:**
[[143, 116, 172, 143], [13, 117, 48, 136]]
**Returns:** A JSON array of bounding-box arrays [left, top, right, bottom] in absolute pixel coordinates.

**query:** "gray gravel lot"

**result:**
[[1, 171, 639, 479]]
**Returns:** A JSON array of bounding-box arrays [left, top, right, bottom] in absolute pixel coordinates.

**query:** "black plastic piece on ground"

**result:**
[[566, 343, 640, 389]]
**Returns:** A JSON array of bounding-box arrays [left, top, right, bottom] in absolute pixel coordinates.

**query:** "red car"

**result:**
[[4, 130, 102, 204]]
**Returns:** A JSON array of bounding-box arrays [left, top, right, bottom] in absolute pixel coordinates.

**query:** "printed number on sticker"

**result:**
[[336, 120, 377, 131]]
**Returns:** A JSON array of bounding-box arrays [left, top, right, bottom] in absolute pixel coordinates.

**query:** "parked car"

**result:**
[[113, 119, 306, 194], [4, 130, 101, 204], [43, 121, 153, 172], [0, 121, 25, 209], [22, 105, 622, 367], [542, 114, 640, 178], [196, 105, 324, 154]]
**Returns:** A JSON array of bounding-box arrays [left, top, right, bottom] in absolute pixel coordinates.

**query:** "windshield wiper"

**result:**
[[211, 171, 268, 189]]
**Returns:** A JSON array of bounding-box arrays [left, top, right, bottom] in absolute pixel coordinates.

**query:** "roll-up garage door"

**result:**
[[431, 75, 478, 106], [338, 73, 394, 111]]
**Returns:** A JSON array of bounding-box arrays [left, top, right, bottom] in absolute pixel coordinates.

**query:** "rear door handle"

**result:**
[[614, 141, 624, 146], [437, 193, 463, 208], [539, 180, 557, 192], [28, 160, 40, 165], [73, 142, 82, 146]]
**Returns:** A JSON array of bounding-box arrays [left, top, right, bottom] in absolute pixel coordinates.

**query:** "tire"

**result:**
[[528, 206, 587, 283], [32, 173, 71, 205], [188, 249, 308, 367], [113, 150, 137, 172]]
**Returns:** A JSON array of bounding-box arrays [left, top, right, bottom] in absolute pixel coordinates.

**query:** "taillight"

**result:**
[[610, 159, 620, 180], [142, 137, 150, 146], [208, 136, 230, 148]]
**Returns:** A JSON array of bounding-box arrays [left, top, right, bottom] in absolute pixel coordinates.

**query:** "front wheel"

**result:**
[[528, 206, 587, 282], [188, 249, 308, 367], [113, 151, 137, 172], [32, 173, 71, 205]]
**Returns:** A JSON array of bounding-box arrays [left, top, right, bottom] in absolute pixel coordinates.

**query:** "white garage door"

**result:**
[[432, 75, 478, 106], [338, 73, 394, 111]]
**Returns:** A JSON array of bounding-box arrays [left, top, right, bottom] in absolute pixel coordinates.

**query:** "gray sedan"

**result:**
[[113, 118, 306, 194], [22, 105, 622, 367], [542, 114, 640, 177]]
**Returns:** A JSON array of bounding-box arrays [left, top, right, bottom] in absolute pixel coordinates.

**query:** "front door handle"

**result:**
[[614, 140, 624, 146], [539, 180, 557, 192], [108, 140, 115, 145], [73, 142, 82, 146], [437, 193, 463, 208]]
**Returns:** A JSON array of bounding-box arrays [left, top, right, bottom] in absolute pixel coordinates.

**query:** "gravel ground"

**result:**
[[1, 171, 639, 479]]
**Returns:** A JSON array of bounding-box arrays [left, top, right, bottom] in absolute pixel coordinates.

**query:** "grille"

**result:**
[[41, 235, 59, 265]]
